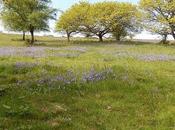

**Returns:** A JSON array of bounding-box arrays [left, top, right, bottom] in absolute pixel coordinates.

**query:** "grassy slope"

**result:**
[[0, 33, 175, 130]]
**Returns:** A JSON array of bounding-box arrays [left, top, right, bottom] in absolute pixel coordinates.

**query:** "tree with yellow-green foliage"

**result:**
[[139, 0, 175, 41], [56, 1, 140, 42], [80, 2, 139, 42], [110, 2, 140, 41], [56, 2, 90, 42], [81, 2, 117, 42]]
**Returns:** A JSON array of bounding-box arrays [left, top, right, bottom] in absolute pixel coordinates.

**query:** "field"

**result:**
[[0, 33, 175, 130]]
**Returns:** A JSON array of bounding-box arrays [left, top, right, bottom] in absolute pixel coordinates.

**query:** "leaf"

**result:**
[[3, 104, 11, 109]]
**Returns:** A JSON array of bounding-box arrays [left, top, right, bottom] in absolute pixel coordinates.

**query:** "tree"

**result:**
[[55, 10, 76, 42], [1, 0, 56, 44], [112, 26, 127, 41], [143, 21, 171, 43], [139, 0, 175, 40], [56, 1, 139, 42], [81, 2, 140, 42], [1, 9, 27, 40], [56, 2, 90, 42], [1, 0, 26, 40], [111, 2, 140, 41], [81, 2, 117, 42], [56, 2, 115, 42]]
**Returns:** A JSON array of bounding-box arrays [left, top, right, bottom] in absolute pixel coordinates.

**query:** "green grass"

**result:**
[[0, 33, 175, 130]]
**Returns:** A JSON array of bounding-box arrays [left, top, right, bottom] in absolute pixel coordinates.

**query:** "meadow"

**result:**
[[0, 33, 175, 130]]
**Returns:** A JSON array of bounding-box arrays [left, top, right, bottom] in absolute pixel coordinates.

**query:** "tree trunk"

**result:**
[[22, 31, 25, 41], [170, 26, 175, 40], [66, 31, 70, 42], [116, 35, 121, 41], [162, 34, 167, 44], [98, 34, 103, 42], [30, 29, 34, 45], [67, 34, 70, 42], [172, 31, 175, 40]]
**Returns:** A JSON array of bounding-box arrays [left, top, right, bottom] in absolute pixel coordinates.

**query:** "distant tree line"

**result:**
[[0, 0, 175, 45]]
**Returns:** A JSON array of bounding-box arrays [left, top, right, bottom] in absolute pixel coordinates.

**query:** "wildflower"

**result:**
[[82, 68, 114, 82]]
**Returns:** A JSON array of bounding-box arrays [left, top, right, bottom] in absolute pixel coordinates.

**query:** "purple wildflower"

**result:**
[[82, 68, 114, 82], [138, 54, 175, 61], [14, 62, 38, 69]]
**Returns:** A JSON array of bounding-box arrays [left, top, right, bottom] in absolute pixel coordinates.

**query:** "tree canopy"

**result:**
[[1, 0, 56, 44], [110, 2, 140, 41], [56, 1, 140, 42], [56, 2, 90, 42], [1, 0, 174, 43], [139, 0, 175, 41]]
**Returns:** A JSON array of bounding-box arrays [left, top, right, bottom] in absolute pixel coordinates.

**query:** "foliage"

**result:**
[[56, 1, 140, 42], [139, 0, 175, 40], [111, 2, 141, 41], [1, 0, 56, 44], [56, 2, 90, 42], [82, 2, 117, 42]]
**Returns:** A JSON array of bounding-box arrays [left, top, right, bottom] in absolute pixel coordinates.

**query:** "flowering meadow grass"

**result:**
[[0, 33, 175, 130]]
